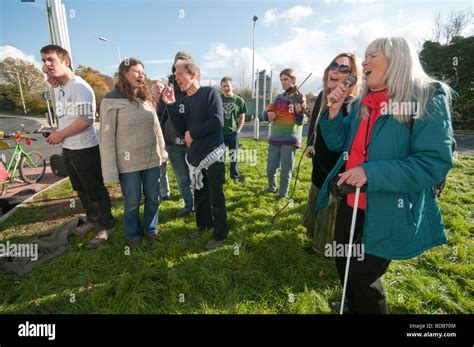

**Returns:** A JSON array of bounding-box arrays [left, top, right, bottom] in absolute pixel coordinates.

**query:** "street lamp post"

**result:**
[[99, 36, 122, 64], [251, 15, 258, 99], [14, 60, 27, 114]]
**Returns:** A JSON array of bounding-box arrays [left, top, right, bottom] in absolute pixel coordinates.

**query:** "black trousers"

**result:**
[[334, 198, 391, 314], [194, 160, 228, 241], [62, 145, 115, 230]]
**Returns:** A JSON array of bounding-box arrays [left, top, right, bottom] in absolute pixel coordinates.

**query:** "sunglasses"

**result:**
[[328, 62, 351, 74]]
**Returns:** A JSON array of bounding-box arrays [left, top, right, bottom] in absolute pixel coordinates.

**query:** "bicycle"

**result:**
[[0, 131, 46, 197]]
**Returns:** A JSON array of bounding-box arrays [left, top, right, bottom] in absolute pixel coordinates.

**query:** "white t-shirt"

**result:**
[[57, 76, 99, 150]]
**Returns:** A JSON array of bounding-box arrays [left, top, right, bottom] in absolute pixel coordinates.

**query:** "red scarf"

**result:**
[[346, 88, 389, 210]]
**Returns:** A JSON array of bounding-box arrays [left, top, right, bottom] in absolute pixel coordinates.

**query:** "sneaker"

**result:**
[[205, 238, 225, 251], [87, 228, 114, 249], [176, 209, 193, 218], [73, 221, 97, 236], [233, 178, 239, 184], [263, 188, 277, 194], [189, 230, 204, 240], [146, 233, 160, 243]]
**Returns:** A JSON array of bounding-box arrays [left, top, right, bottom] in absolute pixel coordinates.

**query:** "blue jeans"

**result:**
[[267, 143, 296, 197], [160, 163, 170, 197], [119, 167, 160, 241], [224, 132, 239, 179], [165, 144, 193, 211]]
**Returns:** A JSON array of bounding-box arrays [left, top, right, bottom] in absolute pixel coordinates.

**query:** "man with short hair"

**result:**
[[162, 59, 228, 250], [220, 76, 247, 183], [40, 44, 115, 248], [151, 79, 171, 201]]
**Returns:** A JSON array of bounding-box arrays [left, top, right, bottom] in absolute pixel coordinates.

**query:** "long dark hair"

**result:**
[[115, 58, 155, 107]]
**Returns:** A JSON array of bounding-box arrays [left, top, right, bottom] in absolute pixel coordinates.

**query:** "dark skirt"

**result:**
[[302, 183, 339, 255]]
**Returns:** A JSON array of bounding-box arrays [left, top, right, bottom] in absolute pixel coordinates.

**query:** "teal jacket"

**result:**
[[316, 89, 453, 260]]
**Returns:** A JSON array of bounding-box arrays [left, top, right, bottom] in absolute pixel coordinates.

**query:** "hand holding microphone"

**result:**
[[327, 75, 357, 118]]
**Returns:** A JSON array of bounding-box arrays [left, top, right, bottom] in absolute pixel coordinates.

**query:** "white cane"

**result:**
[[340, 187, 361, 315]]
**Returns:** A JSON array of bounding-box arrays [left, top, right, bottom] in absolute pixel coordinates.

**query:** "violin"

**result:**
[[282, 84, 309, 115], [269, 73, 313, 119]]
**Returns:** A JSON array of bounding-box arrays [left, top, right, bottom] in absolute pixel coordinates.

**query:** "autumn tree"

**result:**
[[0, 57, 48, 114]]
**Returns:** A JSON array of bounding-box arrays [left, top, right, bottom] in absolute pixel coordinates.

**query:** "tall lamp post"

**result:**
[[13, 60, 27, 114], [251, 15, 258, 98], [99, 36, 122, 64]]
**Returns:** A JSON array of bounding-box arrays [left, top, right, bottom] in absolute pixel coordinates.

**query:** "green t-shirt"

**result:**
[[221, 94, 247, 135]]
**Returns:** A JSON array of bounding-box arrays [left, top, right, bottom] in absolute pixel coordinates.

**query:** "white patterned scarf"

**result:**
[[186, 143, 225, 191]]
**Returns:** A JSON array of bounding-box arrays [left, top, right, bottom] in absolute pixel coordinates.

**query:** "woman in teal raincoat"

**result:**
[[317, 37, 454, 314]]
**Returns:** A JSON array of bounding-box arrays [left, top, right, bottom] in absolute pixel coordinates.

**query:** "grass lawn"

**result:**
[[0, 139, 472, 314]]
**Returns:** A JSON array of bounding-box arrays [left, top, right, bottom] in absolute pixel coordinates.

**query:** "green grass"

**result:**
[[0, 139, 472, 314]]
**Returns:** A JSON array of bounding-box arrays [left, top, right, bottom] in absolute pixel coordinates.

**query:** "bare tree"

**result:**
[[432, 12, 443, 43], [431, 9, 472, 44]]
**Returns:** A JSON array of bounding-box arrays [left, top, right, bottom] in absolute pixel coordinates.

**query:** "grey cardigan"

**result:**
[[99, 91, 167, 183]]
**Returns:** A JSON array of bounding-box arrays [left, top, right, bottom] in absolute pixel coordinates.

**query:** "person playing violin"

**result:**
[[262, 68, 307, 198]]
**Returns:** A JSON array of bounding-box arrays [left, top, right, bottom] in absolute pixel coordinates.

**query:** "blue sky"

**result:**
[[1, 0, 472, 92]]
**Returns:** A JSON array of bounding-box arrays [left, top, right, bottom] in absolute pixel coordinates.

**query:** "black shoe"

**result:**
[[160, 194, 171, 201], [176, 209, 193, 218], [304, 245, 317, 255], [189, 229, 204, 240], [263, 188, 276, 194], [146, 233, 160, 243]]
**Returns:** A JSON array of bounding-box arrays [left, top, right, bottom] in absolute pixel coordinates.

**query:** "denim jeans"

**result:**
[[119, 166, 160, 241], [62, 145, 115, 230], [160, 162, 170, 198], [165, 144, 193, 211], [224, 132, 239, 179], [266, 143, 296, 197], [194, 160, 228, 241]]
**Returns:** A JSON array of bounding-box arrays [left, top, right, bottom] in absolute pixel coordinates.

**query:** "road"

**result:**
[[0, 115, 62, 162], [2, 115, 473, 156]]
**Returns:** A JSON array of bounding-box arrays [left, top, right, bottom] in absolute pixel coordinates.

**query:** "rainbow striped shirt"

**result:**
[[262, 91, 306, 147]]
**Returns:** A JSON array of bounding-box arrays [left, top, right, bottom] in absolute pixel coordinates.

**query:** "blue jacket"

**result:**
[[316, 88, 453, 260]]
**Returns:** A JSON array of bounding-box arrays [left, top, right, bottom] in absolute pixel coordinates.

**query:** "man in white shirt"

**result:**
[[40, 44, 115, 248]]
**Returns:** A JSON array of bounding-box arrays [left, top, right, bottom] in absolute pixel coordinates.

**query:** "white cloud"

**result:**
[[262, 5, 314, 26], [198, 17, 466, 94], [0, 45, 42, 69], [262, 9, 278, 26]]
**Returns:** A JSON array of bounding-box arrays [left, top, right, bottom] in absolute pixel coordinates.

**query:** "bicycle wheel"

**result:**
[[19, 151, 46, 183]]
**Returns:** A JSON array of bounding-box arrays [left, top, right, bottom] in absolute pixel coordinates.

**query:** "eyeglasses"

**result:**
[[328, 62, 351, 74]]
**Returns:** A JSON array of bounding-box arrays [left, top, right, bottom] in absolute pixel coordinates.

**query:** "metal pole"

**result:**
[[340, 187, 361, 314], [268, 70, 273, 139], [269, 70, 273, 101], [262, 70, 266, 112], [254, 69, 260, 140], [114, 41, 122, 63], [16, 70, 27, 114], [251, 16, 258, 98]]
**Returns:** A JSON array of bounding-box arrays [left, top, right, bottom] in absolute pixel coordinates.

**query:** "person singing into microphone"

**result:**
[[263, 68, 307, 198], [302, 53, 361, 255], [100, 58, 168, 249], [316, 37, 454, 314]]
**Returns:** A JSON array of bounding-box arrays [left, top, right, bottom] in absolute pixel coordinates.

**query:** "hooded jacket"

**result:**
[[316, 88, 453, 260]]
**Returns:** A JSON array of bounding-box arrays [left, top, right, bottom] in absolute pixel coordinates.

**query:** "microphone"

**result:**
[[327, 75, 357, 107]]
